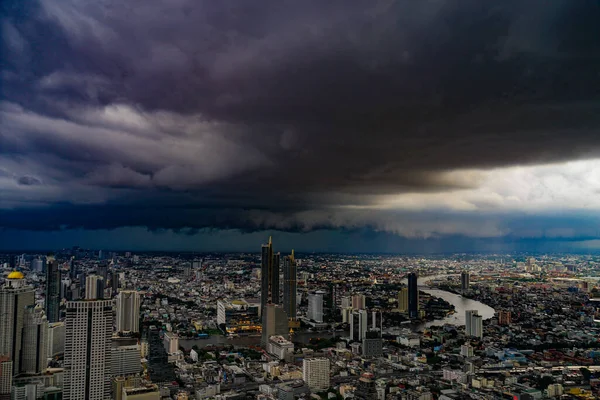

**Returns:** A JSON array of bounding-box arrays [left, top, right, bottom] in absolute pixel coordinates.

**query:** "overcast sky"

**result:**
[[2, 0, 600, 252]]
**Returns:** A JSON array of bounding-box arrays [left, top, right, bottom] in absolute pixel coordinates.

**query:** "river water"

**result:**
[[180, 274, 495, 349]]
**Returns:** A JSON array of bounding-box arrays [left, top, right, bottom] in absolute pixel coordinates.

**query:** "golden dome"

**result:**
[[7, 271, 24, 279]]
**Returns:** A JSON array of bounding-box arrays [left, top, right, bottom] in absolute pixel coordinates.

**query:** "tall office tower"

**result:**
[[472, 314, 483, 338], [116, 291, 141, 333], [398, 288, 409, 313], [407, 272, 419, 319], [0, 271, 35, 374], [465, 310, 483, 338], [350, 309, 368, 342], [302, 358, 330, 391], [69, 257, 77, 280], [465, 310, 476, 336], [261, 237, 281, 313], [261, 304, 288, 347], [20, 305, 48, 374], [45, 255, 61, 323], [460, 271, 470, 293], [282, 251, 297, 321], [352, 294, 366, 310], [86, 275, 105, 300], [0, 356, 12, 400], [111, 269, 120, 297], [307, 292, 324, 323], [64, 299, 113, 400]]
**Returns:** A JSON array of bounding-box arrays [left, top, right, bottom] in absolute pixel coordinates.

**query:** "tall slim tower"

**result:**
[[282, 250, 297, 321], [64, 299, 113, 400], [461, 271, 470, 294], [261, 237, 281, 311], [116, 290, 141, 333], [0, 271, 35, 374], [45, 255, 61, 323], [407, 272, 419, 319], [69, 257, 77, 280], [398, 288, 409, 313], [20, 305, 48, 374]]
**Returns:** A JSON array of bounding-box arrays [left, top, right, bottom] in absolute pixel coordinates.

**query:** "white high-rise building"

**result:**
[[302, 358, 330, 391], [47, 322, 65, 358], [64, 300, 113, 400], [465, 310, 483, 339], [116, 291, 141, 333], [0, 356, 12, 399], [21, 305, 48, 374], [85, 275, 105, 300], [0, 271, 35, 374], [163, 332, 179, 354], [460, 344, 474, 358], [308, 292, 324, 323], [111, 344, 141, 377]]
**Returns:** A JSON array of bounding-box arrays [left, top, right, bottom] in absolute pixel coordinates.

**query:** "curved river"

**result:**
[[409, 274, 495, 329], [179, 274, 495, 349]]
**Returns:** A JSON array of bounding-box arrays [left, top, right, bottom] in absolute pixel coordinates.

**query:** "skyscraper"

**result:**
[[0, 271, 35, 374], [302, 358, 330, 391], [261, 304, 288, 347], [465, 310, 483, 338], [398, 288, 409, 313], [86, 275, 105, 300], [282, 251, 297, 321], [69, 257, 77, 280], [350, 309, 368, 342], [111, 269, 120, 297], [461, 271, 470, 294], [20, 305, 48, 374], [116, 291, 141, 334], [307, 292, 324, 323], [407, 272, 419, 319], [64, 299, 113, 400], [45, 255, 61, 323], [261, 237, 281, 313]]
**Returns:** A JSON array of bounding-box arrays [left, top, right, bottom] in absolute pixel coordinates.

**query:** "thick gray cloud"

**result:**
[[2, 0, 600, 241]]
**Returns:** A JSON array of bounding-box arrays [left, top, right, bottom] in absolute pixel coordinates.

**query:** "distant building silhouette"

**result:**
[[408, 272, 419, 319]]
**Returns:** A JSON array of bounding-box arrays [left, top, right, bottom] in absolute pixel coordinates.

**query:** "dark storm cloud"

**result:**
[[2, 0, 600, 237]]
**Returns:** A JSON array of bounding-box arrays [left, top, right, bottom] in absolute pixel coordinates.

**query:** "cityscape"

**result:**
[[4, 0, 600, 399], [2, 242, 600, 399]]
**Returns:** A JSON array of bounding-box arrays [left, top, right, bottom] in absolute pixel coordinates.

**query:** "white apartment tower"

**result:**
[[116, 291, 141, 333], [465, 310, 483, 339], [64, 300, 113, 400], [307, 292, 324, 323], [302, 358, 330, 391]]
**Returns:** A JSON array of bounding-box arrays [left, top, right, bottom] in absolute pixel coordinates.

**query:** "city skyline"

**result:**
[[3, 1, 600, 252]]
